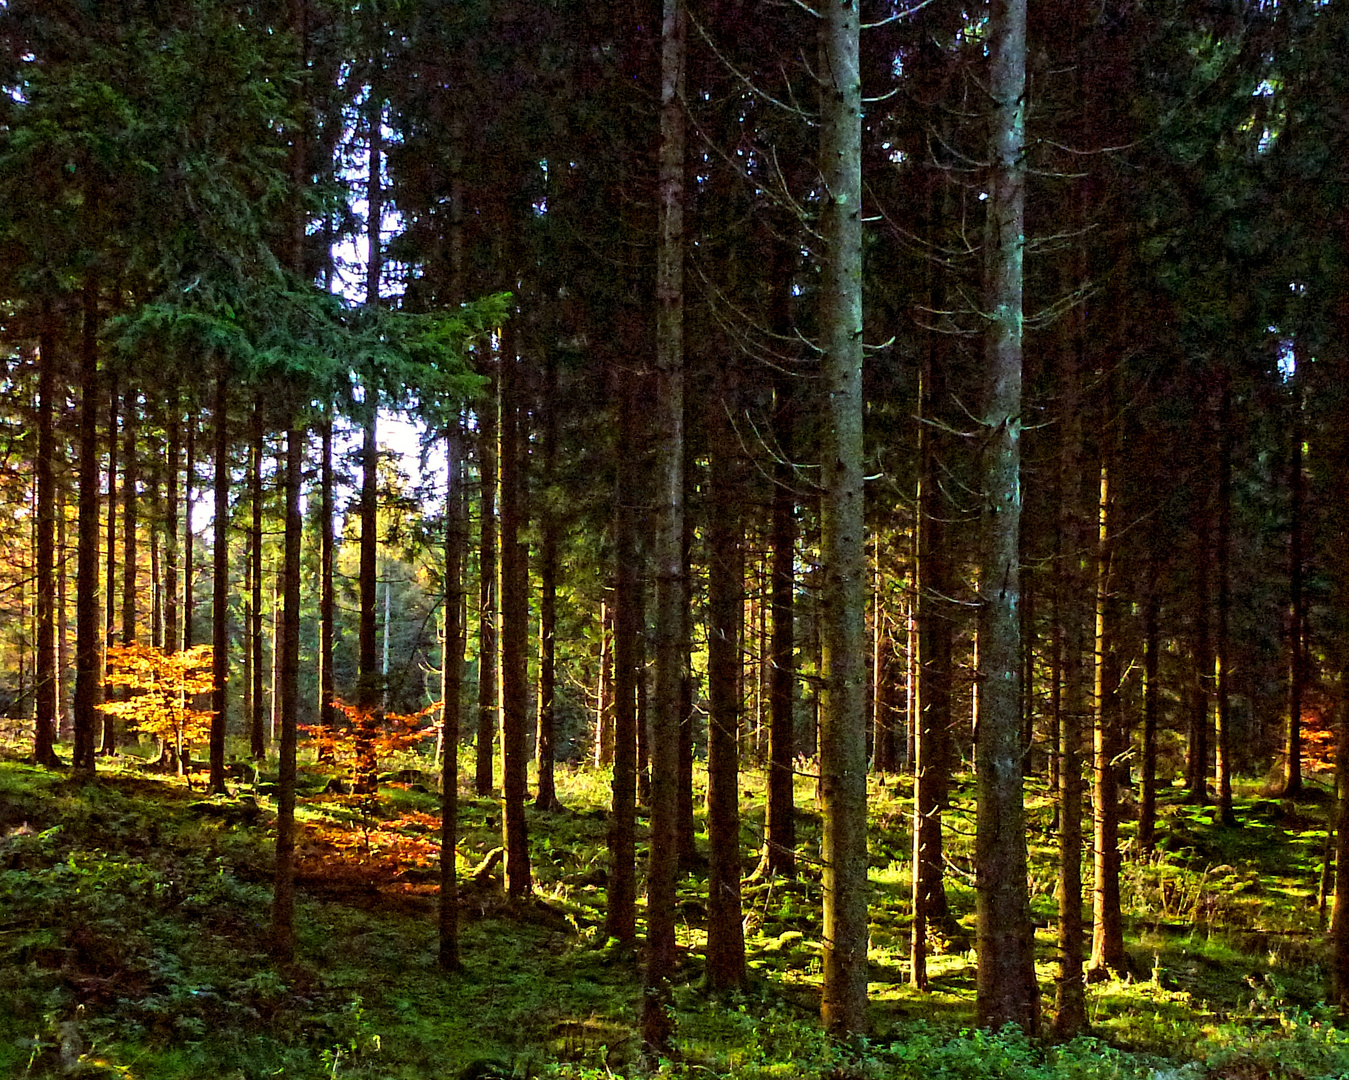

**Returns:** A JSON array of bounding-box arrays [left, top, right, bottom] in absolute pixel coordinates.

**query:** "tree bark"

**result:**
[[1283, 373, 1306, 799], [766, 384, 796, 877], [643, 0, 686, 1051], [498, 324, 531, 898], [705, 376, 746, 989], [183, 412, 196, 650], [249, 403, 266, 760], [34, 316, 60, 767], [476, 362, 499, 795], [440, 422, 466, 971], [607, 379, 640, 943], [73, 280, 102, 774], [319, 412, 337, 746], [818, 0, 869, 1036], [1139, 547, 1161, 856], [535, 352, 562, 812], [210, 368, 230, 793], [100, 374, 119, 754], [1214, 380, 1237, 827], [1088, 460, 1126, 977], [975, 0, 1038, 1031], [164, 395, 180, 657], [270, 425, 303, 961]]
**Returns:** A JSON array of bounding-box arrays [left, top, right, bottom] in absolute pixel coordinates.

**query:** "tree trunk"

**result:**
[[440, 422, 466, 971], [164, 396, 180, 657], [1051, 316, 1087, 1038], [249, 403, 266, 760], [58, 481, 73, 742], [270, 426, 303, 961], [705, 376, 746, 989], [499, 325, 531, 898], [766, 384, 796, 877], [121, 389, 138, 652], [100, 375, 119, 754], [1284, 373, 1306, 799], [476, 362, 499, 795], [73, 280, 102, 774], [355, 403, 381, 791], [1139, 548, 1161, 856], [1188, 505, 1212, 804], [319, 412, 337, 747], [1088, 460, 1126, 977], [643, 0, 686, 1051], [975, 0, 1037, 1031], [607, 380, 640, 943], [34, 317, 59, 767], [535, 354, 562, 812], [1214, 381, 1237, 827], [210, 368, 230, 794], [183, 412, 196, 650], [818, 0, 869, 1036]]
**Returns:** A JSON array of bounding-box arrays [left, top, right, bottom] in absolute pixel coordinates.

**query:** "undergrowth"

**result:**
[[1, 745, 1346, 1080]]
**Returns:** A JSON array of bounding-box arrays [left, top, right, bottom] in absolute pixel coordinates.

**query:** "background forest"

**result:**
[[4, 0, 1349, 1077]]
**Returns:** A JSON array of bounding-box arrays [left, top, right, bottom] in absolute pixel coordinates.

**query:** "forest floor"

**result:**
[[2, 743, 1349, 1080]]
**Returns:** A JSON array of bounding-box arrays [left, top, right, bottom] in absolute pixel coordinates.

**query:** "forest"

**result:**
[[3, 0, 1349, 1076]]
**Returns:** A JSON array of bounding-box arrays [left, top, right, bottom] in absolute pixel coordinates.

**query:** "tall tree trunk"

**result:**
[[643, 0, 686, 1051], [270, 425, 303, 961], [249, 403, 266, 760], [74, 280, 102, 774], [705, 380, 746, 989], [499, 324, 531, 898], [210, 369, 230, 794], [356, 403, 380, 791], [319, 412, 337, 744], [58, 481, 73, 741], [121, 389, 138, 650], [535, 353, 562, 812], [766, 383, 797, 877], [975, 0, 1037, 1031], [1188, 483, 1212, 804], [607, 380, 640, 942], [440, 422, 466, 971], [1214, 380, 1237, 826], [1051, 314, 1087, 1038], [912, 167, 953, 990], [1088, 460, 1126, 977], [34, 313, 60, 767], [1139, 546, 1161, 855], [476, 363, 499, 794], [676, 433, 698, 868], [1284, 372, 1305, 799], [818, 0, 868, 1036], [101, 375, 119, 753], [183, 412, 196, 650], [164, 396, 180, 657]]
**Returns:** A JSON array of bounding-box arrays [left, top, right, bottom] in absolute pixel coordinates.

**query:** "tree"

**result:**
[[974, 0, 1038, 1032], [817, 0, 869, 1037]]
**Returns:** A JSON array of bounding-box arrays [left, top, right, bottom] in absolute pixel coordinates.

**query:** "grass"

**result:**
[[2, 738, 1348, 1079]]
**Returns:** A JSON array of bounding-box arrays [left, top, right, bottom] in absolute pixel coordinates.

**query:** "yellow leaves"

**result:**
[[98, 643, 214, 750]]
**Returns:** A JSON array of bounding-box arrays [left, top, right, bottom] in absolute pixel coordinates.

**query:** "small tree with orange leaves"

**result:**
[[98, 644, 214, 774]]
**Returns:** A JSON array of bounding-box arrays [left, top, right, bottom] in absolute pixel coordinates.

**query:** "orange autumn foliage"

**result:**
[[98, 643, 214, 755]]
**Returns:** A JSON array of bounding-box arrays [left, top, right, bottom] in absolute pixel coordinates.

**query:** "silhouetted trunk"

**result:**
[[210, 368, 230, 794], [73, 280, 101, 773], [643, 0, 686, 1051], [100, 375, 119, 754], [1139, 549, 1161, 855], [34, 315, 59, 767], [476, 364, 499, 795], [164, 396, 180, 656], [1214, 381, 1237, 827], [440, 422, 466, 971], [249, 404, 266, 760], [1089, 460, 1126, 977], [499, 325, 531, 898], [1284, 374, 1305, 799], [319, 412, 337, 745], [975, 0, 1037, 1031], [1188, 490, 1212, 804], [607, 380, 640, 942], [1051, 310, 1087, 1038], [705, 378, 746, 989], [911, 169, 953, 990], [271, 425, 303, 961], [183, 413, 196, 650], [676, 429, 697, 868], [355, 402, 380, 792], [535, 355, 561, 812], [766, 383, 796, 877], [58, 483, 73, 741]]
